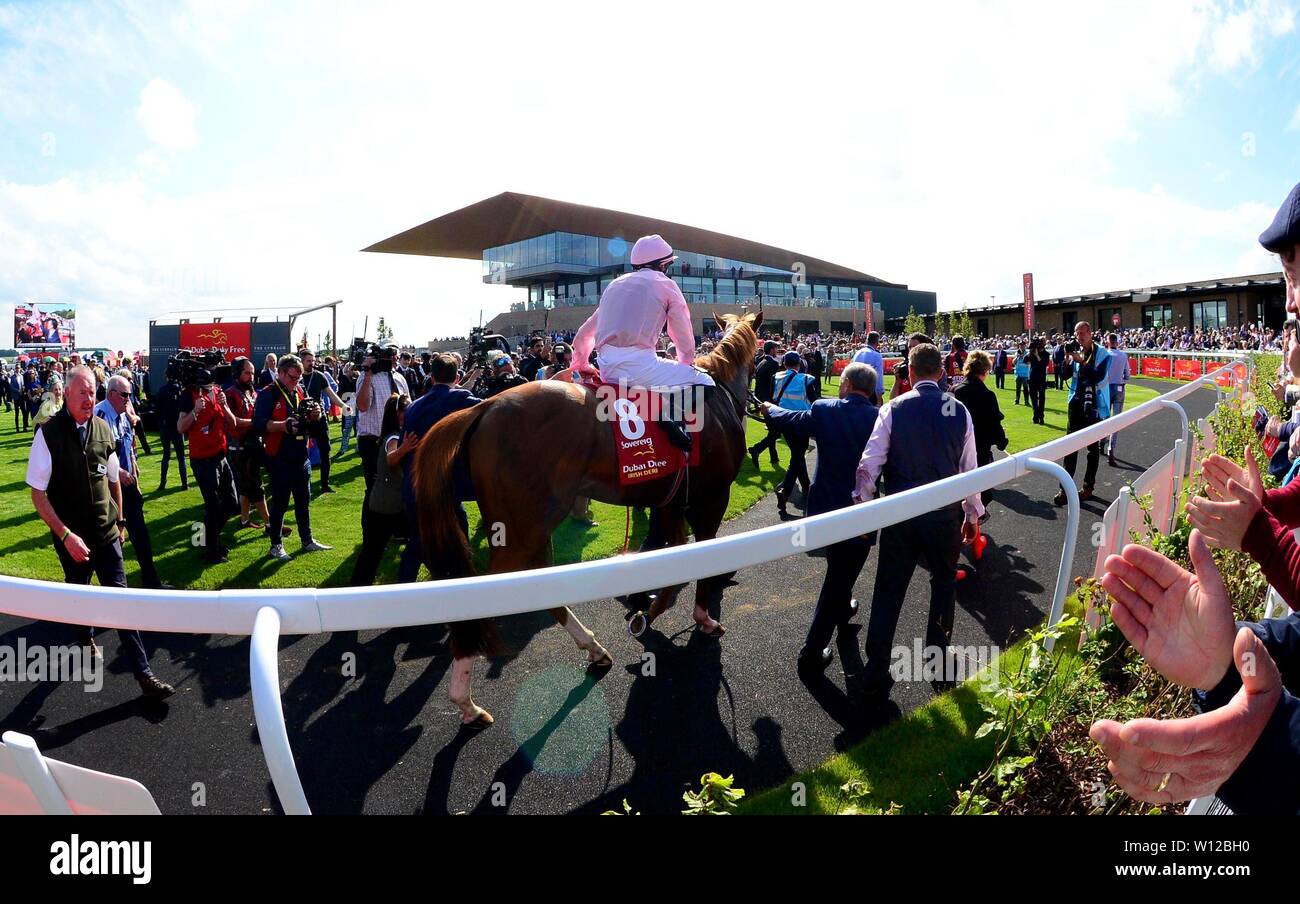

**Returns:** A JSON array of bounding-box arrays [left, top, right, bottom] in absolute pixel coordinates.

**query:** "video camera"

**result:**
[[166, 350, 228, 388], [352, 340, 398, 374], [468, 326, 511, 370]]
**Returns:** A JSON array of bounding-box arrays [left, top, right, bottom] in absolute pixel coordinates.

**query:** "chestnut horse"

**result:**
[[413, 312, 760, 726]]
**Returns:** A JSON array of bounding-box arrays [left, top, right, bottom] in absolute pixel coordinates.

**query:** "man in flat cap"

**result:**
[[1260, 180, 1300, 317]]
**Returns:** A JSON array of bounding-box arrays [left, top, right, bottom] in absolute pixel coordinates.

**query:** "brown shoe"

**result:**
[[137, 675, 176, 699], [1079, 487, 1094, 501], [1053, 490, 1067, 507]]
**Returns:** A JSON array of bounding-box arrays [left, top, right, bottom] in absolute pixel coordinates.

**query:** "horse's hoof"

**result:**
[[627, 612, 648, 638], [697, 620, 726, 638]]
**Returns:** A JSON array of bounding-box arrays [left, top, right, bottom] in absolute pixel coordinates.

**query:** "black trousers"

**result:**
[[158, 429, 188, 488], [309, 422, 332, 489], [136, 423, 152, 455], [750, 416, 782, 464], [995, 371, 1006, 389], [358, 435, 381, 492], [1063, 400, 1101, 491], [350, 508, 407, 586], [53, 537, 152, 677], [779, 433, 811, 499], [863, 507, 963, 688], [121, 480, 162, 588], [1014, 377, 1027, 404], [1030, 381, 1047, 422], [191, 456, 237, 554], [802, 536, 872, 658], [14, 398, 29, 431], [268, 457, 313, 546]]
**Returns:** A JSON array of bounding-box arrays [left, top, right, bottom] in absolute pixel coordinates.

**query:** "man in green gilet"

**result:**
[[27, 366, 174, 698]]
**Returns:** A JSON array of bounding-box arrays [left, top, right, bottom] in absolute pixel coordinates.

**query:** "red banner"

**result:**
[[1209, 361, 1247, 388], [1174, 359, 1202, 381], [1141, 357, 1172, 379], [178, 322, 252, 362], [1022, 273, 1035, 332], [862, 289, 874, 334]]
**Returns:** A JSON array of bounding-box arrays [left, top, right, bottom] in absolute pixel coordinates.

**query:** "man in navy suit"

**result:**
[[764, 362, 880, 675], [397, 353, 481, 581]]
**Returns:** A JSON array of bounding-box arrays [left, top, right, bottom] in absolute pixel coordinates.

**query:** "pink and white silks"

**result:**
[[570, 268, 715, 390]]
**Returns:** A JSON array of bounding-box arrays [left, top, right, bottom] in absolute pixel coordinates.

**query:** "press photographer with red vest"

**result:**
[[177, 365, 239, 564], [253, 354, 333, 562]]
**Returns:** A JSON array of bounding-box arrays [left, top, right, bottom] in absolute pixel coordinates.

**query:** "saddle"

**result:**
[[576, 376, 702, 486]]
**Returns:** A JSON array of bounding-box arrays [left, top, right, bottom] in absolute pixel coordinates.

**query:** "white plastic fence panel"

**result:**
[[1128, 448, 1177, 544], [46, 759, 161, 816], [0, 731, 159, 815], [1261, 586, 1291, 621], [1092, 495, 1122, 581]]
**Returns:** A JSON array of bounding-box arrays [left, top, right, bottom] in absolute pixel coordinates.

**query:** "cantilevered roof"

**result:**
[[363, 192, 897, 285]]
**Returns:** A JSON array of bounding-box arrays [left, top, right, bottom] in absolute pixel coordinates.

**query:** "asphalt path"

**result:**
[[0, 378, 1216, 814]]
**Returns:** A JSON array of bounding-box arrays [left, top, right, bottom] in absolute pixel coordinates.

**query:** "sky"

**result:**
[[1, 0, 1299, 351]]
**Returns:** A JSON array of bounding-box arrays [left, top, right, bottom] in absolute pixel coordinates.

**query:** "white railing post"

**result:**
[[1112, 485, 1132, 561], [1170, 439, 1185, 535], [1025, 458, 1079, 653], [1157, 399, 1189, 476], [250, 606, 311, 815]]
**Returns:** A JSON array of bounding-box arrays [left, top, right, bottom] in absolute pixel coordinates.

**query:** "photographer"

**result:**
[[482, 354, 528, 398], [177, 361, 239, 564], [154, 366, 189, 490], [300, 350, 345, 494], [355, 343, 410, 500], [543, 343, 573, 379], [1053, 321, 1110, 506], [224, 357, 283, 535], [254, 354, 333, 562]]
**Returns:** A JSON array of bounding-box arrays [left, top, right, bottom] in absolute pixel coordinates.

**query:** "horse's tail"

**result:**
[[412, 401, 499, 658]]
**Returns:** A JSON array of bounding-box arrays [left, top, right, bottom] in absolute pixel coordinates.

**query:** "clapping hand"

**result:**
[[1090, 628, 1281, 805], [1098, 529, 1236, 691], [1185, 451, 1264, 551]]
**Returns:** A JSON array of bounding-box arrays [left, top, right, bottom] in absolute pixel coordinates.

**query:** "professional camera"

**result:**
[[348, 338, 368, 368], [286, 397, 324, 437], [468, 327, 510, 370], [356, 342, 398, 374], [166, 350, 226, 388]]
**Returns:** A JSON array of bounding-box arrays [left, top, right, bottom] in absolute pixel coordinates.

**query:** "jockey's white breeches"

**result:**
[[596, 345, 715, 390]]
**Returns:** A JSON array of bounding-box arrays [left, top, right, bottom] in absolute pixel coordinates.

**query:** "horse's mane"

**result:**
[[695, 320, 756, 384]]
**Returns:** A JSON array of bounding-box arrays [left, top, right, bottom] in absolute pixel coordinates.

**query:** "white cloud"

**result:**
[[136, 77, 198, 151], [1, 0, 1297, 351]]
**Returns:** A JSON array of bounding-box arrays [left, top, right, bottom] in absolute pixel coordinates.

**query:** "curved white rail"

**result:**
[[249, 607, 311, 815]]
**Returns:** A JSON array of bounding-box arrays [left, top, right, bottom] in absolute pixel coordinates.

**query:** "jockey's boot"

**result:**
[[658, 387, 701, 454]]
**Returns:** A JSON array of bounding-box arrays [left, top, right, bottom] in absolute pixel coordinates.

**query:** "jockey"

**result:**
[[571, 234, 714, 451]]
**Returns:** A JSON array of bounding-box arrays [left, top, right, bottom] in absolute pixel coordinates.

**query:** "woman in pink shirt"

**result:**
[[570, 235, 715, 391]]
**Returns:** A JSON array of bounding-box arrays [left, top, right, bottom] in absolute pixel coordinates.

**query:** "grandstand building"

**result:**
[[364, 192, 938, 337], [955, 271, 1288, 338]]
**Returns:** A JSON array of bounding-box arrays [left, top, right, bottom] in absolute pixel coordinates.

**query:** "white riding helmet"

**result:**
[[630, 234, 677, 267]]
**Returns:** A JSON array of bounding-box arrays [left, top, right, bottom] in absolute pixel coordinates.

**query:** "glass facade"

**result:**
[[1143, 303, 1174, 329], [1191, 299, 1227, 330], [485, 230, 889, 313]]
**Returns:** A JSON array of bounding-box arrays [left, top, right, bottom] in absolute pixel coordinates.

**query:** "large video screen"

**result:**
[[14, 304, 76, 348]]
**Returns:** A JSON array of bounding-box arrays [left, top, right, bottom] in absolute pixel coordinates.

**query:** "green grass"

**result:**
[[737, 600, 1085, 815], [0, 378, 1157, 590]]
